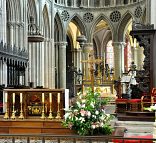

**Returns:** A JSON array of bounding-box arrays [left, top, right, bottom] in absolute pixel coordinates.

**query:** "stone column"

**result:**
[[44, 39, 49, 88], [15, 23, 19, 48], [113, 42, 125, 79], [8, 22, 14, 47], [50, 0, 55, 88], [59, 42, 67, 88], [19, 23, 24, 49]]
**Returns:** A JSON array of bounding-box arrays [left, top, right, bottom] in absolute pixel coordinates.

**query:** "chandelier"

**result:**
[[28, 16, 44, 42]]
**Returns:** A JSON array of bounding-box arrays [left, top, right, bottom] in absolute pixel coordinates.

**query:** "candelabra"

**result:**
[[11, 103, 16, 119], [55, 101, 61, 120], [19, 102, 24, 119], [41, 103, 46, 119], [48, 102, 54, 119], [4, 102, 9, 119]]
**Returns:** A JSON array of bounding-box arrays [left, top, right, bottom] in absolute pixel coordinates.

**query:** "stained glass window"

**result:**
[[106, 40, 114, 69]]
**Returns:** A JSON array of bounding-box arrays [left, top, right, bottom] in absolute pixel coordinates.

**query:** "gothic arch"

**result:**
[[67, 13, 87, 37], [54, 12, 64, 42], [43, 5, 50, 38], [117, 11, 134, 42], [90, 14, 113, 43]]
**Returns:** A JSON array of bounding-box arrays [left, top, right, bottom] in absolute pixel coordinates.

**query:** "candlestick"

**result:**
[[5, 92, 7, 103], [20, 93, 22, 103], [12, 93, 15, 103], [42, 93, 44, 103], [57, 93, 60, 103], [49, 93, 52, 103]]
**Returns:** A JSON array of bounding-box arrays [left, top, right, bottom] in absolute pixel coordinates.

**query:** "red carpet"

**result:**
[[112, 135, 153, 143]]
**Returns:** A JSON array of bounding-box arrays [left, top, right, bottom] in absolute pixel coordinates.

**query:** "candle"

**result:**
[[5, 92, 8, 103], [57, 93, 60, 103], [20, 93, 22, 103], [42, 93, 44, 103], [13, 93, 15, 103], [49, 93, 52, 103]]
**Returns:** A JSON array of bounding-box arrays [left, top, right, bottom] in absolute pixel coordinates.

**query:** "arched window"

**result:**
[[106, 40, 114, 69]]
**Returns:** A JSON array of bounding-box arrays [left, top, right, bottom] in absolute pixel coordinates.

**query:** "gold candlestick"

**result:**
[[19, 102, 24, 119], [56, 101, 61, 120], [4, 103, 9, 119], [41, 102, 46, 119], [48, 102, 54, 119], [11, 103, 16, 119]]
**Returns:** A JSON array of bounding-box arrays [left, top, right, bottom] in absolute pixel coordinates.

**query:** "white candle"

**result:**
[[5, 92, 8, 103], [49, 93, 52, 103], [20, 93, 22, 103], [13, 93, 15, 103], [42, 93, 44, 103], [57, 93, 60, 103]]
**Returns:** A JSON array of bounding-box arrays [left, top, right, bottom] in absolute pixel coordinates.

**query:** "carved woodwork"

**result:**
[[130, 22, 155, 93]]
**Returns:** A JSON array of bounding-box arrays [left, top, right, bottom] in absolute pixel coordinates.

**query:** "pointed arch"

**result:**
[[43, 4, 50, 38], [90, 14, 113, 42], [117, 11, 133, 42], [54, 12, 64, 41], [67, 13, 87, 37]]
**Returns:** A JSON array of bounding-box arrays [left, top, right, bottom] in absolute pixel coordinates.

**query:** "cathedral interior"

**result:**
[[0, 0, 156, 141]]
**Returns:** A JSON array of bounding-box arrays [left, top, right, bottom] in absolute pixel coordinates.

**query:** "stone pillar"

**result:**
[[15, 24, 19, 48], [19, 23, 24, 49], [51, 0, 55, 88], [8, 22, 14, 47], [44, 39, 49, 88], [0, 0, 7, 43], [59, 42, 67, 88], [113, 42, 125, 79]]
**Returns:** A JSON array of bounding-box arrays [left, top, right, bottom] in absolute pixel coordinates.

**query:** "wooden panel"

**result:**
[[42, 128, 76, 135], [11, 121, 43, 127], [9, 128, 42, 134]]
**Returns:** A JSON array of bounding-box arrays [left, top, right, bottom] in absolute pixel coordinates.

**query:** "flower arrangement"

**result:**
[[62, 87, 114, 135]]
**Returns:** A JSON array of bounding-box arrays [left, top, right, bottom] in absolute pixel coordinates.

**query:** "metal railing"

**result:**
[[0, 134, 155, 143]]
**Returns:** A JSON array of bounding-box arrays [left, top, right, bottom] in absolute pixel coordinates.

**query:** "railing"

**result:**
[[55, 0, 143, 8], [0, 134, 155, 143]]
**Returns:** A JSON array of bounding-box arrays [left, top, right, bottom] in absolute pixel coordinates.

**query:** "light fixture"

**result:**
[[28, 16, 44, 42]]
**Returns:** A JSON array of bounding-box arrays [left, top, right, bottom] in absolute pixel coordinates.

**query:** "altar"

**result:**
[[3, 88, 69, 120]]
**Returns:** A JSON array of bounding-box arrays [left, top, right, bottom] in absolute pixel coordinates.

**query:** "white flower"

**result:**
[[82, 104, 86, 108], [90, 102, 95, 108], [82, 99, 86, 103], [76, 101, 81, 107], [95, 110, 99, 115], [91, 124, 96, 129], [87, 111, 91, 117], [64, 112, 71, 120], [79, 117, 85, 123]]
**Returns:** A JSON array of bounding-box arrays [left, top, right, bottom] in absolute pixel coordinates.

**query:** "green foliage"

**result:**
[[62, 87, 114, 136]]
